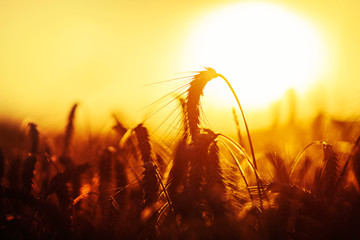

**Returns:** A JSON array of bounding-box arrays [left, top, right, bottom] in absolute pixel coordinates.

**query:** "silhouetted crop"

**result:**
[[0, 68, 359, 240]]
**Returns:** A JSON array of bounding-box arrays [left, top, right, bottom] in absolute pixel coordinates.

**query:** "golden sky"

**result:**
[[0, 0, 359, 132]]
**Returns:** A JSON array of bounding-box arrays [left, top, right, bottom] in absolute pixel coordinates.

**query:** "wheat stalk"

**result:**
[[22, 123, 39, 193], [185, 67, 218, 143], [134, 124, 159, 206], [184, 67, 263, 208], [232, 107, 244, 147], [63, 103, 78, 156]]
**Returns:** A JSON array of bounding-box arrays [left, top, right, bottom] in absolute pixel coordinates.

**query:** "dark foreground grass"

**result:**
[[1, 68, 360, 240]]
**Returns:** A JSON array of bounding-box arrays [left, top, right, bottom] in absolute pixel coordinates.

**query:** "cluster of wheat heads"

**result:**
[[1, 68, 360, 239]]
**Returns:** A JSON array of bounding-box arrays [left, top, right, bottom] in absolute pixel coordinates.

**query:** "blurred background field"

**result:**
[[1, 1, 360, 239], [0, 0, 360, 132]]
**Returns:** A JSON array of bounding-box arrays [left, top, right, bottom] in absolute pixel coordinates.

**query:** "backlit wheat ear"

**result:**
[[133, 124, 160, 206], [185, 68, 256, 164], [186, 67, 218, 143], [134, 124, 152, 164], [63, 103, 78, 156], [185, 67, 262, 207], [22, 123, 39, 193]]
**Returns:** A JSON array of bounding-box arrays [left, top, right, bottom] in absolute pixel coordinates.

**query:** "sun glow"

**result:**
[[183, 2, 328, 109]]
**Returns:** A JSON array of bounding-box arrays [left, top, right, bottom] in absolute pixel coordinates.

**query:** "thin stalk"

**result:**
[[289, 141, 325, 177], [218, 140, 253, 201], [327, 137, 360, 210], [217, 73, 263, 209], [72, 192, 101, 206], [217, 134, 255, 171], [217, 74, 258, 171], [232, 107, 244, 147], [154, 168, 180, 236], [112, 179, 141, 197], [155, 169, 175, 216], [157, 202, 169, 222], [218, 134, 267, 200]]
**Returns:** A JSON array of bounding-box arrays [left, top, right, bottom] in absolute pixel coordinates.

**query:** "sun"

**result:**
[[182, 2, 327, 109]]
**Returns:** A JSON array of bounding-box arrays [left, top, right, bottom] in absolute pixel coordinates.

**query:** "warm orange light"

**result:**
[[183, 2, 328, 110]]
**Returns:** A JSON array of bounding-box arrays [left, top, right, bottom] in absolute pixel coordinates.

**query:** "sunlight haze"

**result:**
[[0, 0, 359, 133]]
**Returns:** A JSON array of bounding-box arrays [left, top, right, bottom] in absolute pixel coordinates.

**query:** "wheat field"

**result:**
[[0, 68, 360, 240]]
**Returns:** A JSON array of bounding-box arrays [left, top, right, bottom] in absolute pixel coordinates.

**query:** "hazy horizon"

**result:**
[[0, 0, 359, 134]]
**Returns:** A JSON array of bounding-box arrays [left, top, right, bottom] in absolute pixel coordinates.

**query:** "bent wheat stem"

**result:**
[[217, 73, 263, 209], [218, 140, 253, 201], [289, 140, 325, 177]]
